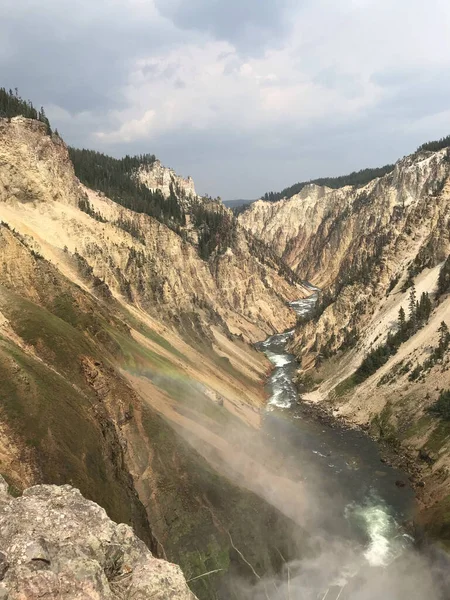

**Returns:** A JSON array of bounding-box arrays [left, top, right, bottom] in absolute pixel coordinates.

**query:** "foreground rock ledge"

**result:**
[[0, 477, 196, 599]]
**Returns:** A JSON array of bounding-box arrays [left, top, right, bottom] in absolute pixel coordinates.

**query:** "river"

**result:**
[[255, 291, 425, 599]]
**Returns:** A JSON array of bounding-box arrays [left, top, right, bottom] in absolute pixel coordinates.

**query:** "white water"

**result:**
[[346, 500, 409, 569], [363, 506, 395, 566], [260, 291, 414, 593], [265, 351, 292, 367]]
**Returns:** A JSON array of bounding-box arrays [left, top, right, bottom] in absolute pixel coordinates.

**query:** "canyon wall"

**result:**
[[240, 147, 450, 541], [0, 116, 308, 598]]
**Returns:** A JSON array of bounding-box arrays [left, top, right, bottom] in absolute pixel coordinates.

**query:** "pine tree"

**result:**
[[408, 284, 417, 332], [438, 255, 450, 296], [38, 106, 51, 134], [398, 306, 407, 340], [438, 321, 450, 354], [417, 291, 432, 325]]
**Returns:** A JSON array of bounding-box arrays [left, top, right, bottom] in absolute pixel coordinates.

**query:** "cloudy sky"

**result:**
[[3, 0, 450, 198]]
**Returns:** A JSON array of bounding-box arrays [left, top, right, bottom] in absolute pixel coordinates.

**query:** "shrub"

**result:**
[[429, 390, 450, 420]]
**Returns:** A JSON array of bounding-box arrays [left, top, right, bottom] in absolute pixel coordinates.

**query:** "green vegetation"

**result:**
[[416, 134, 450, 154], [115, 215, 147, 244], [263, 164, 395, 203], [430, 390, 450, 420], [70, 150, 246, 263], [120, 308, 188, 362], [401, 413, 433, 441], [106, 325, 175, 374], [354, 286, 432, 382], [263, 133, 450, 205], [0, 473, 22, 498], [245, 232, 302, 285], [334, 375, 358, 398], [0, 87, 51, 133], [68, 147, 186, 230], [190, 203, 237, 260], [438, 254, 450, 297], [1, 291, 97, 387], [425, 493, 450, 545], [371, 403, 399, 445], [0, 338, 146, 530], [406, 322, 450, 382], [139, 403, 305, 600], [78, 197, 107, 223]]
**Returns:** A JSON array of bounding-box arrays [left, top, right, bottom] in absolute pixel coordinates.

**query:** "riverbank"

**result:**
[[296, 398, 425, 531], [280, 293, 436, 536]]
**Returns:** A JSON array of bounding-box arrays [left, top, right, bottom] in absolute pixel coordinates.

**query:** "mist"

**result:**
[[124, 292, 450, 600]]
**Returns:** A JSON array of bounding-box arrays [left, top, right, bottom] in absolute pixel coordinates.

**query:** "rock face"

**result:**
[[138, 159, 198, 207], [240, 151, 450, 287], [240, 146, 450, 542], [0, 477, 195, 599], [0, 116, 309, 599], [239, 183, 333, 279], [0, 117, 301, 343], [0, 117, 80, 209], [240, 149, 450, 353]]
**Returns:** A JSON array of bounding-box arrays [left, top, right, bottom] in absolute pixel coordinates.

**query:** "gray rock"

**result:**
[[0, 482, 196, 599], [0, 552, 8, 581], [0, 478, 9, 501]]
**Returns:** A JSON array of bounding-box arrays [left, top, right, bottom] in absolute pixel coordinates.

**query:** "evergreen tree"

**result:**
[[416, 135, 450, 154], [430, 390, 450, 420], [408, 284, 418, 332], [0, 87, 39, 121], [398, 306, 406, 339], [438, 321, 450, 355], [68, 147, 187, 232], [38, 106, 51, 134], [437, 255, 450, 297], [263, 164, 395, 203], [417, 291, 432, 325]]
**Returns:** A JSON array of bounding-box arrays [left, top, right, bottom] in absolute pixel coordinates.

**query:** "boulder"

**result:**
[[0, 477, 195, 599]]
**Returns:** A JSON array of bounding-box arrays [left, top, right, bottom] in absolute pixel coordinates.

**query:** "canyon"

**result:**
[[0, 102, 450, 599], [0, 114, 309, 599], [239, 148, 450, 544]]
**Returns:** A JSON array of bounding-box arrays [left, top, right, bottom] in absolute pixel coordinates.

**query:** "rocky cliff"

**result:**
[[240, 151, 449, 290], [0, 115, 308, 598], [138, 159, 198, 206], [240, 146, 450, 542], [0, 477, 195, 600], [0, 117, 303, 344]]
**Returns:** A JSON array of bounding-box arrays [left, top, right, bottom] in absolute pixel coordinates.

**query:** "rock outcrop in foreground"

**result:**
[[0, 477, 195, 600]]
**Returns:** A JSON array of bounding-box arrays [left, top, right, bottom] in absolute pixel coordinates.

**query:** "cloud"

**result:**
[[0, 0, 182, 112], [154, 0, 299, 54], [2, 0, 450, 197], [96, 109, 157, 143]]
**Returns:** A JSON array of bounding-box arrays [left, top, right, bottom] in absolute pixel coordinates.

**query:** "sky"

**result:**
[[2, 0, 450, 199]]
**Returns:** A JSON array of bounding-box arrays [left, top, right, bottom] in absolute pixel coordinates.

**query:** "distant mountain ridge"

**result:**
[[223, 198, 255, 209]]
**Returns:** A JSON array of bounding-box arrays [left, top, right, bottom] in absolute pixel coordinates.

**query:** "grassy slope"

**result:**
[[0, 227, 307, 599]]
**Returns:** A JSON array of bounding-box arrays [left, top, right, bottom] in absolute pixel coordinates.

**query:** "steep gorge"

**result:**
[[0, 115, 310, 599], [239, 147, 450, 543], [3, 96, 450, 597]]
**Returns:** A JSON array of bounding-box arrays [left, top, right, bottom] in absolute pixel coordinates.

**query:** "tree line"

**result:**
[[354, 285, 432, 382], [263, 132, 450, 205], [437, 254, 450, 297], [0, 87, 52, 134], [416, 135, 450, 154], [68, 148, 186, 230], [191, 204, 237, 260], [263, 164, 395, 203]]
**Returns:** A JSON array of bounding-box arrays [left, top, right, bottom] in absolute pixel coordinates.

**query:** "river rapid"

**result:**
[[255, 291, 425, 599]]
